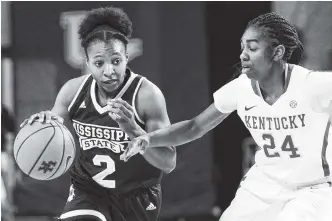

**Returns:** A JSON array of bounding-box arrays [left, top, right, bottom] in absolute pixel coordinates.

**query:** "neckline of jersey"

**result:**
[[90, 72, 137, 114], [254, 63, 294, 107]]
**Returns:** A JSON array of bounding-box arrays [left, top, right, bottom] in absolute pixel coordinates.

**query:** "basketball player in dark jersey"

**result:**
[[21, 6, 176, 221]]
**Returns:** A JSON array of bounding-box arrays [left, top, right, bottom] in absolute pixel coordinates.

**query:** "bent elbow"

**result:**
[[163, 168, 173, 174], [163, 152, 177, 174], [163, 162, 176, 174]]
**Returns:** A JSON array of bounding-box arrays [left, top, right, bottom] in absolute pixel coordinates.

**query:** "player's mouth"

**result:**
[[241, 65, 251, 73], [102, 79, 119, 85]]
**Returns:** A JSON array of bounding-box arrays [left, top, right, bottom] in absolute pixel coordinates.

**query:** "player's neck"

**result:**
[[98, 87, 119, 104], [97, 71, 130, 106], [258, 63, 287, 99]]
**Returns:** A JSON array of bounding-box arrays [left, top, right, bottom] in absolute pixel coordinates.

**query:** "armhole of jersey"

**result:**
[[68, 74, 91, 112], [132, 77, 145, 125], [116, 72, 137, 99]]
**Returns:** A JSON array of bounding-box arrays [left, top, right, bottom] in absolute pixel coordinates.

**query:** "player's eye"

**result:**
[[94, 61, 104, 67], [113, 59, 121, 65]]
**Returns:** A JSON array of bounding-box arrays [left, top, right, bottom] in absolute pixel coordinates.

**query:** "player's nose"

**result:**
[[240, 50, 249, 61], [103, 63, 115, 77]]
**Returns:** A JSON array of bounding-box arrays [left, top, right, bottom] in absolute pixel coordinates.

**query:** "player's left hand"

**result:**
[[106, 98, 136, 128], [120, 135, 150, 162]]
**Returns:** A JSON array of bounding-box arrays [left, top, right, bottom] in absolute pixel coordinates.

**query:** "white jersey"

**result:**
[[213, 64, 332, 186]]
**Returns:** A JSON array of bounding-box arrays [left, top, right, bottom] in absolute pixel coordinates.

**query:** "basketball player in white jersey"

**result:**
[[122, 12, 332, 221]]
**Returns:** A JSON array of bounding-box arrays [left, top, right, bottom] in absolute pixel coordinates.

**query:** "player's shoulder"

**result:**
[[290, 64, 310, 78], [291, 64, 332, 86], [67, 74, 90, 87], [136, 77, 166, 119], [214, 73, 250, 100], [231, 73, 250, 85], [221, 73, 250, 91], [59, 74, 92, 106], [288, 64, 329, 84], [64, 74, 90, 94], [305, 69, 332, 81], [138, 78, 165, 102]]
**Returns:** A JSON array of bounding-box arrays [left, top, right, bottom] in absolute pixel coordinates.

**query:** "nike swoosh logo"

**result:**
[[245, 105, 257, 111], [64, 156, 73, 172]]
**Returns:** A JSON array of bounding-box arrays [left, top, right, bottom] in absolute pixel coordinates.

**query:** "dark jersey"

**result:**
[[68, 69, 162, 194]]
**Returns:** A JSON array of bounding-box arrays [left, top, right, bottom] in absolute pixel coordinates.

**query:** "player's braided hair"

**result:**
[[78, 6, 132, 56], [246, 12, 304, 64]]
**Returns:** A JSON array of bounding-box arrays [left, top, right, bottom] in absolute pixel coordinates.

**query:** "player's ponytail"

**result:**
[[288, 39, 304, 65]]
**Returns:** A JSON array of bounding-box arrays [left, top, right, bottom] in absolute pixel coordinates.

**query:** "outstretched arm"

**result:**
[[148, 103, 230, 148], [120, 103, 231, 162], [120, 74, 242, 161]]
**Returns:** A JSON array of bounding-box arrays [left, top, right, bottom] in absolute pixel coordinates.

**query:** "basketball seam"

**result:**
[[15, 125, 54, 161], [46, 121, 66, 180], [54, 121, 76, 176], [62, 124, 76, 157], [28, 125, 56, 175], [61, 125, 76, 173]]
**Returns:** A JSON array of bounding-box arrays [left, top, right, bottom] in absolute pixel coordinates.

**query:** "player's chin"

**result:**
[[243, 70, 258, 80], [101, 82, 120, 93]]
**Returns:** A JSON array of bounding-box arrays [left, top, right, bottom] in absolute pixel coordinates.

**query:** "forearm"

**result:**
[[148, 119, 202, 148], [121, 123, 176, 173], [120, 123, 146, 140]]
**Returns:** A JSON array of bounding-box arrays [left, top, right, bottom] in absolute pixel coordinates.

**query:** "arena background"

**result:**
[[1, 1, 332, 221]]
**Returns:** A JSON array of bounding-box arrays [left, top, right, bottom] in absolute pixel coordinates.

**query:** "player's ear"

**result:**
[[273, 45, 285, 61], [85, 58, 92, 72], [85, 55, 89, 66]]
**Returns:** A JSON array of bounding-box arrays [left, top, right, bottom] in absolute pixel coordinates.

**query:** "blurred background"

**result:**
[[1, 1, 332, 221]]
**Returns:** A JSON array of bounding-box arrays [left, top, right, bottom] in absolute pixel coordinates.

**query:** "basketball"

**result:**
[[13, 120, 76, 180]]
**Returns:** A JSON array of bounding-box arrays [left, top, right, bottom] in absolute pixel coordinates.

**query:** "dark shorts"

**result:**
[[59, 184, 162, 221]]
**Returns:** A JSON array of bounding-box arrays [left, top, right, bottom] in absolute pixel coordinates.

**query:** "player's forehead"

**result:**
[[240, 27, 264, 45], [87, 40, 126, 58]]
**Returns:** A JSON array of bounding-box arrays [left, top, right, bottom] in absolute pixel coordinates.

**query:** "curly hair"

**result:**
[[78, 6, 133, 54], [246, 12, 303, 64]]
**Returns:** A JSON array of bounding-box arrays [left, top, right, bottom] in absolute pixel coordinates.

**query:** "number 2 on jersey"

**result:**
[[92, 155, 116, 188], [262, 134, 300, 158]]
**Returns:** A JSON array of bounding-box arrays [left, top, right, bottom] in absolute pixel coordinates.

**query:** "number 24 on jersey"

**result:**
[[262, 134, 301, 158]]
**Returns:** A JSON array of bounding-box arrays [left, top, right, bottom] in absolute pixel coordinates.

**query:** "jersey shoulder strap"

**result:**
[[68, 74, 93, 115], [122, 72, 145, 125]]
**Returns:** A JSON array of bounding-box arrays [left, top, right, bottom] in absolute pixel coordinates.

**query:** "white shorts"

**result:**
[[220, 166, 331, 221]]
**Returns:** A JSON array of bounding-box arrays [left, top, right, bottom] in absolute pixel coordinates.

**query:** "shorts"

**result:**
[[59, 183, 161, 221], [220, 165, 331, 221]]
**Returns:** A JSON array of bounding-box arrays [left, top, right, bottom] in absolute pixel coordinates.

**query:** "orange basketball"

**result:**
[[13, 120, 76, 180]]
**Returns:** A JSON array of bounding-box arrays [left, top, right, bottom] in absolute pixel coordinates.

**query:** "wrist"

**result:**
[[140, 134, 151, 154], [144, 134, 152, 147], [120, 122, 145, 138]]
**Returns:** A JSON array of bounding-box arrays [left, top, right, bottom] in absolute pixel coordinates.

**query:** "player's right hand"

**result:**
[[20, 111, 64, 128]]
